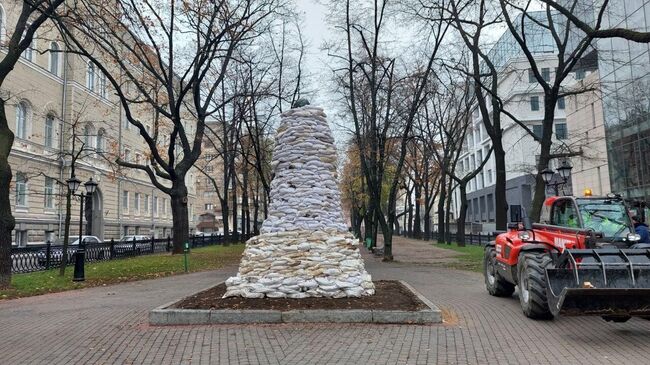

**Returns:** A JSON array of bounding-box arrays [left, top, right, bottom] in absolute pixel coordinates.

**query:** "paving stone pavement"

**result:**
[[1, 237, 650, 365]]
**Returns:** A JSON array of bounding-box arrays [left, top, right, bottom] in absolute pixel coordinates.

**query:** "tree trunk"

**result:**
[[0, 100, 15, 288], [406, 191, 413, 237], [363, 208, 372, 246], [380, 215, 393, 261], [493, 142, 508, 231], [530, 104, 555, 221], [231, 171, 238, 237], [445, 174, 454, 245], [414, 185, 422, 239], [253, 191, 260, 236], [437, 173, 446, 243], [220, 198, 229, 242], [170, 185, 189, 254], [456, 184, 468, 247], [59, 189, 72, 276]]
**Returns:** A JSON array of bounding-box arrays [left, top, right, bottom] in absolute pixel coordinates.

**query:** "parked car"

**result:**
[[37, 236, 102, 266], [114, 235, 152, 256]]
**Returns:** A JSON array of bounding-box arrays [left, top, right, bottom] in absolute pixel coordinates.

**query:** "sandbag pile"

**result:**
[[223, 106, 375, 298]]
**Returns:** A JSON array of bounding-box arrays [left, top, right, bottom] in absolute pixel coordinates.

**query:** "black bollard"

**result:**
[[73, 239, 86, 282]]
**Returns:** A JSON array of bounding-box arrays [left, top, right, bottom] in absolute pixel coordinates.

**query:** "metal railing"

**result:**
[[10, 233, 252, 274], [395, 231, 500, 246]]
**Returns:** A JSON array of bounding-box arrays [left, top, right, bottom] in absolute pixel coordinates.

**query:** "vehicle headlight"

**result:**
[[518, 231, 532, 241], [626, 233, 641, 242]]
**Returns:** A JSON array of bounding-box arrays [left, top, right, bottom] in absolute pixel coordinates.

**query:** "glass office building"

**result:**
[[597, 1, 650, 201]]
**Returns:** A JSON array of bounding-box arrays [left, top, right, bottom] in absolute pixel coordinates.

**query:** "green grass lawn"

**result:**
[[1, 244, 245, 300], [434, 242, 485, 272]]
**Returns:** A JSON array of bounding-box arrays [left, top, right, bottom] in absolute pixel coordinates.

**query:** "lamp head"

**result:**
[[67, 176, 81, 194], [541, 167, 555, 184], [84, 177, 98, 194]]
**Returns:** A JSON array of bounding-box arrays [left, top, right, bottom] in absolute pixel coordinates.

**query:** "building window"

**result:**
[[0, 6, 5, 45], [487, 194, 495, 222], [49, 42, 60, 76], [123, 148, 131, 162], [45, 230, 55, 244], [15, 172, 27, 207], [558, 96, 565, 110], [16, 101, 28, 139], [86, 62, 95, 91], [99, 73, 107, 98], [510, 205, 522, 222], [541, 67, 550, 82], [144, 194, 150, 214], [528, 69, 535, 83], [44, 177, 54, 209], [205, 203, 213, 210], [122, 111, 130, 130], [153, 196, 159, 217], [135, 153, 142, 165], [487, 169, 493, 184], [533, 124, 544, 139], [122, 190, 129, 214], [44, 114, 55, 148], [96, 128, 105, 153], [83, 124, 95, 149], [134, 192, 141, 215], [163, 198, 168, 217], [556, 123, 568, 140], [575, 69, 585, 80], [21, 27, 34, 61], [530, 96, 540, 111], [15, 230, 28, 247]]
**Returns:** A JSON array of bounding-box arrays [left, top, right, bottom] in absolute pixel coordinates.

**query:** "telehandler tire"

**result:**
[[518, 252, 554, 320], [484, 246, 515, 297]]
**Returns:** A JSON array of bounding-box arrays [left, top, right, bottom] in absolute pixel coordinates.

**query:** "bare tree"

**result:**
[[440, 0, 512, 231], [423, 68, 491, 246], [539, 0, 650, 43], [0, 0, 67, 288], [496, 0, 599, 220], [54, 0, 279, 253], [327, 0, 449, 260]]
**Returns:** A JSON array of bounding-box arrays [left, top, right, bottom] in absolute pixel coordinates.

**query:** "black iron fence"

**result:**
[[11, 233, 252, 274], [394, 231, 500, 246]]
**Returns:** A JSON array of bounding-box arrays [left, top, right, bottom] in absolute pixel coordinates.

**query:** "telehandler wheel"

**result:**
[[518, 252, 554, 320], [484, 246, 515, 297]]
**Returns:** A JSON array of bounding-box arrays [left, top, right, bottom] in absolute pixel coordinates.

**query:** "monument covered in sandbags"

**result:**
[[223, 105, 375, 299]]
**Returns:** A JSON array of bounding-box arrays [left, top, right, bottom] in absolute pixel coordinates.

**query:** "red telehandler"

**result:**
[[484, 193, 650, 322]]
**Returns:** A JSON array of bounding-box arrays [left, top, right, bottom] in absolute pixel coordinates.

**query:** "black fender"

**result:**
[[519, 243, 554, 253]]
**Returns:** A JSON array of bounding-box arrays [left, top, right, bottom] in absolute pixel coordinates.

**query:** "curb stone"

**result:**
[[149, 281, 442, 325]]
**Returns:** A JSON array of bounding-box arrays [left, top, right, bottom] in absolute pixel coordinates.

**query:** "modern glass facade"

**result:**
[[597, 0, 650, 201]]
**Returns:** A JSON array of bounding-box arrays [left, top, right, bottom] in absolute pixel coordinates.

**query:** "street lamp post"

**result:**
[[541, 161, 573, 196], [67, 176, 98, 282]]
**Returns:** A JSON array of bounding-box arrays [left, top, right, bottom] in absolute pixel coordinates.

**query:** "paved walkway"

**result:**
[[1, 237, 650, 364]]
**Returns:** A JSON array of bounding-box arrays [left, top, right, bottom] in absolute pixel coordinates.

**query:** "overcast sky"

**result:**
[[294, 0, 331, 107]]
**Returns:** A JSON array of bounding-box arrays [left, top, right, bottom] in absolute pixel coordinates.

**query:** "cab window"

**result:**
[[552, 199, 579, 228]]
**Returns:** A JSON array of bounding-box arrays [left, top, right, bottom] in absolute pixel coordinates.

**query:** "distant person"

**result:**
[[632, 216, 650, 243]]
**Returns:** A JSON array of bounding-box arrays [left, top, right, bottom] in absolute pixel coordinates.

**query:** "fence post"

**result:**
[[166, 235, 171, 252], [132, 237, 137, 256], [478, 233, 482, 246], [151, 236, 155, 253], [110, 238, 115, 259], [45, 240, 51, 270]]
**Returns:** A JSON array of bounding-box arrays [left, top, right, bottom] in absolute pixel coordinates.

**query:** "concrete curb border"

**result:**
[[149, 280, 442, 325]]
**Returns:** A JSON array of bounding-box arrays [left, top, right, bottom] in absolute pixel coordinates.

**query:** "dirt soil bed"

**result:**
[[172, 280, 428, 311]]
